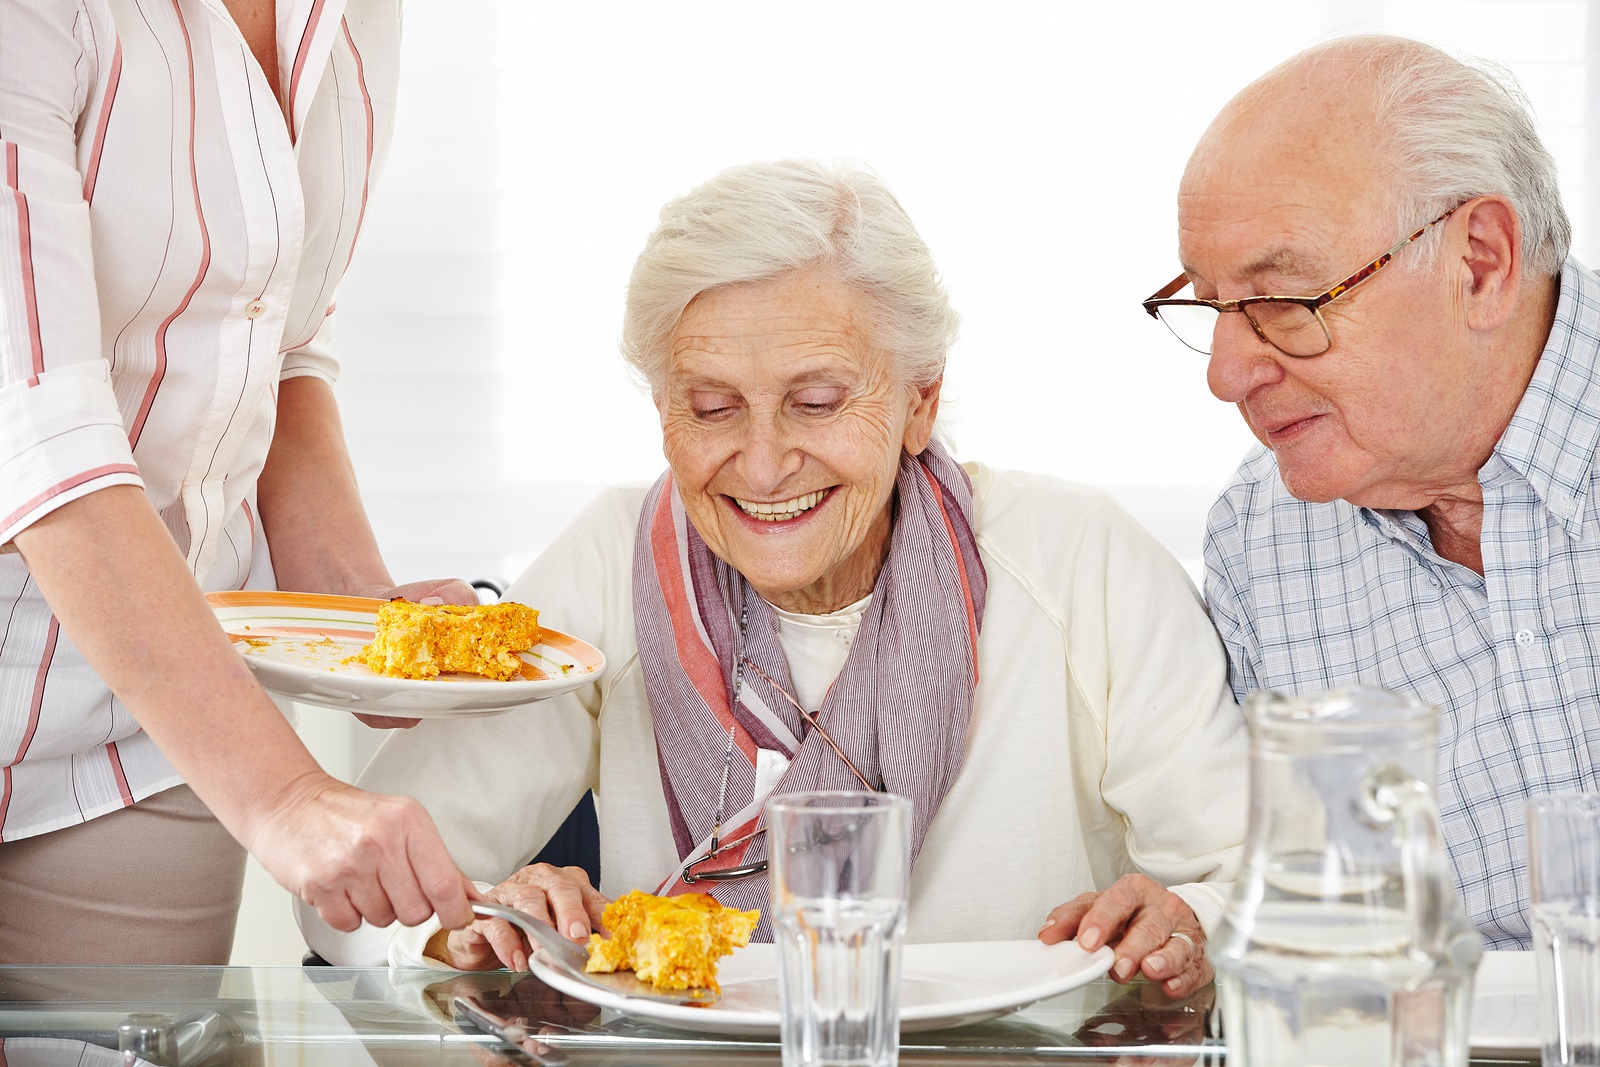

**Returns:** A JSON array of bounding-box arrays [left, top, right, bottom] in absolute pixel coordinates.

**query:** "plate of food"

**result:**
[[207, 591, 605, 717], [531, 890, 1115, 1036]]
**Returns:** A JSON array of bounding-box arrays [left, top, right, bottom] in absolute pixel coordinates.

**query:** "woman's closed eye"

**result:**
[[789, 387, 846, 416], [690, 392, 742, 421]]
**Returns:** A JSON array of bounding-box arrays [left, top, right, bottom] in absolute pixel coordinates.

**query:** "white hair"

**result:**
[[620, 159, 959, 394], [1303, 36, 1571, 276]]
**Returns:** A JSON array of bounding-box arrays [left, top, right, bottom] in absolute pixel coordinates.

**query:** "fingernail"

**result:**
[[420, 596, 444, 605], [1167, 977, 1184, 993], [1079, 926, 1101, 950], [569, 921, 588, 940], [1146, 953, 1167, 976], [1114, 958, 1135, 981], [514, 952, 527, 971]]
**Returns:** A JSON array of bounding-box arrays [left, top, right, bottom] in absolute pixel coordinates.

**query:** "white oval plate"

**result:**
[[208, 591, 605, 718], [530, 940, 1114, 1036]]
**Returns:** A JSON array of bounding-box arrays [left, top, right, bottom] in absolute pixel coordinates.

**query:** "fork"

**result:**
[[469, 900, 719, 1006]]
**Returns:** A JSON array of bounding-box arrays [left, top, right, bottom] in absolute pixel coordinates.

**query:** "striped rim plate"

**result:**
[[206, 591, 605, 718]]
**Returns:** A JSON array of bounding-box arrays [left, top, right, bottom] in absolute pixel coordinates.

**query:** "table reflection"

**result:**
[[0, 964, 1225, 1066]]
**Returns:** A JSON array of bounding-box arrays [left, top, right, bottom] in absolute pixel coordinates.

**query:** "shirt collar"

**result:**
[[1489, 256, 1600, 540]]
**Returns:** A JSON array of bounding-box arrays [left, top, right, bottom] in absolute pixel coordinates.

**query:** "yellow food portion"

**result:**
[[585, 890, 759, 992], [354, 601, 540, 681]]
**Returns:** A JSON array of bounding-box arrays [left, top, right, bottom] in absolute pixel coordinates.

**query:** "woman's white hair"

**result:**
[[1305, 35, 1571, 276], [621, 159, 959, 394]]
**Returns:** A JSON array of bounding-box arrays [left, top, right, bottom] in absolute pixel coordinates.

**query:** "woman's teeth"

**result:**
[[734, 490, 827, 522]]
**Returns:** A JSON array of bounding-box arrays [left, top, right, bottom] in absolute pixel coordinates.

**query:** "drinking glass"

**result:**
[[1527, 793, 1600, 1067], [767, 791, 912, 1067]]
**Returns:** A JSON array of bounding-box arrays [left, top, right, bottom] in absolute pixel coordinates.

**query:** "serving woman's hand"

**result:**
[[1038, 873, 1211, 999], [434, 864, 610, 971]]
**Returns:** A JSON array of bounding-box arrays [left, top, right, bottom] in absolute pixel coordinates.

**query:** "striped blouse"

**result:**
[[0, 0, 397, 840]]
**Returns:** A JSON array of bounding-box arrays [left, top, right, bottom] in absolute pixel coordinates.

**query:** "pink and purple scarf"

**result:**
[[631, 442, 986, 923]]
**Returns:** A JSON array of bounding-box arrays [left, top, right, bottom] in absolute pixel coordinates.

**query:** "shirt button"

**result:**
[[1515, 628, 1536, 647], [245, 299, 267, 319]]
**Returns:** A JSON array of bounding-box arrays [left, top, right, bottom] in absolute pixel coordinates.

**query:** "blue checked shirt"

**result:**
[[1204, 257, 1600, 949]]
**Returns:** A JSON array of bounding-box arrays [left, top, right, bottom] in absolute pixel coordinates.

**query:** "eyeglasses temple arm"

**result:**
[[1143, 272, 1191, 312]]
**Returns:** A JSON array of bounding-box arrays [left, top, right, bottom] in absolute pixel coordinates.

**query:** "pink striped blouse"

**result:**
[[0, 0, 396, 840]]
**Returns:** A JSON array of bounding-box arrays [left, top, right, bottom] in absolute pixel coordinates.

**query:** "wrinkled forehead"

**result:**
[[1177, 65, 1393, 286], [664, 271, 889, 385]]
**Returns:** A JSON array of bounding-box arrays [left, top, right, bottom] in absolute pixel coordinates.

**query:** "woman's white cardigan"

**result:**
[[301, 464, 1247, 966]]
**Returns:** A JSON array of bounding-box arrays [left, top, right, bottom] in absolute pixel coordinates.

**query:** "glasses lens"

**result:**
[[1244, 302, 1330, 357], [1154, 303, 1217, 355]]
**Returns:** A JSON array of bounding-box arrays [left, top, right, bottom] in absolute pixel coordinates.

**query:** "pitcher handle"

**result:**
[[1362, 762, 1447, 955]]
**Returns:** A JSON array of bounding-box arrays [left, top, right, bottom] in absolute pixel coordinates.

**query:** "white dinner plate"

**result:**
[[530, 940, 1115, 1036], [208, 591, 605, 717], [1470, 950, 1540, 1055]]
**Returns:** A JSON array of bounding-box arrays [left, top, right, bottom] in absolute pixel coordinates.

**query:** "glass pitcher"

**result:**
[[1213, 687, 1483, 1067]]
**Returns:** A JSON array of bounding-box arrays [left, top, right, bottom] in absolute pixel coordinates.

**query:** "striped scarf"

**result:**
[[631, 443, 986, 928]]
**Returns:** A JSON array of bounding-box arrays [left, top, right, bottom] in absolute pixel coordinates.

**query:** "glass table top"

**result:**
[[0, 963, 1537, 1065], [0, 964, 1217, 1065]]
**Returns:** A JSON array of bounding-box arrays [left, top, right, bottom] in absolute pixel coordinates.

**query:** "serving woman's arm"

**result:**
[[256, 375, 475, 605], [14, 488, 474, 934], [0, 0, 472, 937]]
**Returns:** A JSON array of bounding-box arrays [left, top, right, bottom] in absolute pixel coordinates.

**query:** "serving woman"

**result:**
[[300, 159, 1245, 998]]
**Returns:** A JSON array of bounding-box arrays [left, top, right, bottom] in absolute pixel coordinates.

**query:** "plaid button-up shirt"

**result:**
[[1204, 257, 1600, 949]]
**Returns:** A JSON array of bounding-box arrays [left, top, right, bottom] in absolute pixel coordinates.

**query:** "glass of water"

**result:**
[[1527, 793, 1600, 1067], [767, 791, 911, 1067]]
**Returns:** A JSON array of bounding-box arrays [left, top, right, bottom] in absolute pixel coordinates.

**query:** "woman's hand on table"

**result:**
[[341, 577, 483, 730], [1038, 873, 1211, 999], [436, 864, 610, 971]]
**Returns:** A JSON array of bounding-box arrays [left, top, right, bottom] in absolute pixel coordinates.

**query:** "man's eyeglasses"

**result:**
[[681, 658, 883, 884], [1141, 205, 1461, 359]]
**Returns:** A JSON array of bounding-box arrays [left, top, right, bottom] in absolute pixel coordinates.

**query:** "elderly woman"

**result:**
[[300, 159, 1244, 999]]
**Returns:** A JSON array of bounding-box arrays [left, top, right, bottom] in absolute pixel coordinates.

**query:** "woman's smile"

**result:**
[[727, 488, 833, 523]]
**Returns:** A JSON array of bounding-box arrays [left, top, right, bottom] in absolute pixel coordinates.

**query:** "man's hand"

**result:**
[[245, 770, 476, 934], [1039, 873, 1211, 999], [436, 864, 609, 971]]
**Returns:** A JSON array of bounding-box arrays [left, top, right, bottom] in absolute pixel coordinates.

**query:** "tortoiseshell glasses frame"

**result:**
[[1141, 204, 1462, 358]]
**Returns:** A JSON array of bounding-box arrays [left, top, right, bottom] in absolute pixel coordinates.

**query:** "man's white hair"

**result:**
[[621, 159, 959, 394], [1304, 35, 1571, 276]]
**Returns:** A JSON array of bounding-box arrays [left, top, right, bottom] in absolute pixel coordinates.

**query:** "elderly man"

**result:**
[[1142, 33, 1594, 950]]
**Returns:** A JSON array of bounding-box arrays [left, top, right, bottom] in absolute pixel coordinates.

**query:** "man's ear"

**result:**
[[902, 377, 943, 456], [1456, 195, 1523, 331]]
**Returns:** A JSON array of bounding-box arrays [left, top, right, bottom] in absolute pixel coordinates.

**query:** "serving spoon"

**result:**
[[470, 900, 719, 1006]]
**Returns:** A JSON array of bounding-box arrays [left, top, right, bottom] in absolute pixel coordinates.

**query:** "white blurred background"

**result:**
[[231, 0, 1600, 963]]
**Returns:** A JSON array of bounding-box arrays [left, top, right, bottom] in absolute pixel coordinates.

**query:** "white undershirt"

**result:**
[[767, 593, 873, 712]]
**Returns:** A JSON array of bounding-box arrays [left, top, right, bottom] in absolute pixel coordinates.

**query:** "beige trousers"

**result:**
[[0, 784, 246, 964]]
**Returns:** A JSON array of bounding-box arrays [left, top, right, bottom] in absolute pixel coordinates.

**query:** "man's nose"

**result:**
[[1206, 312, 1284, 403]]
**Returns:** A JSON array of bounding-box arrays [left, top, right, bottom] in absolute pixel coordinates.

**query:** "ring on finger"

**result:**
[[1166, 931, 1198, 954]]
